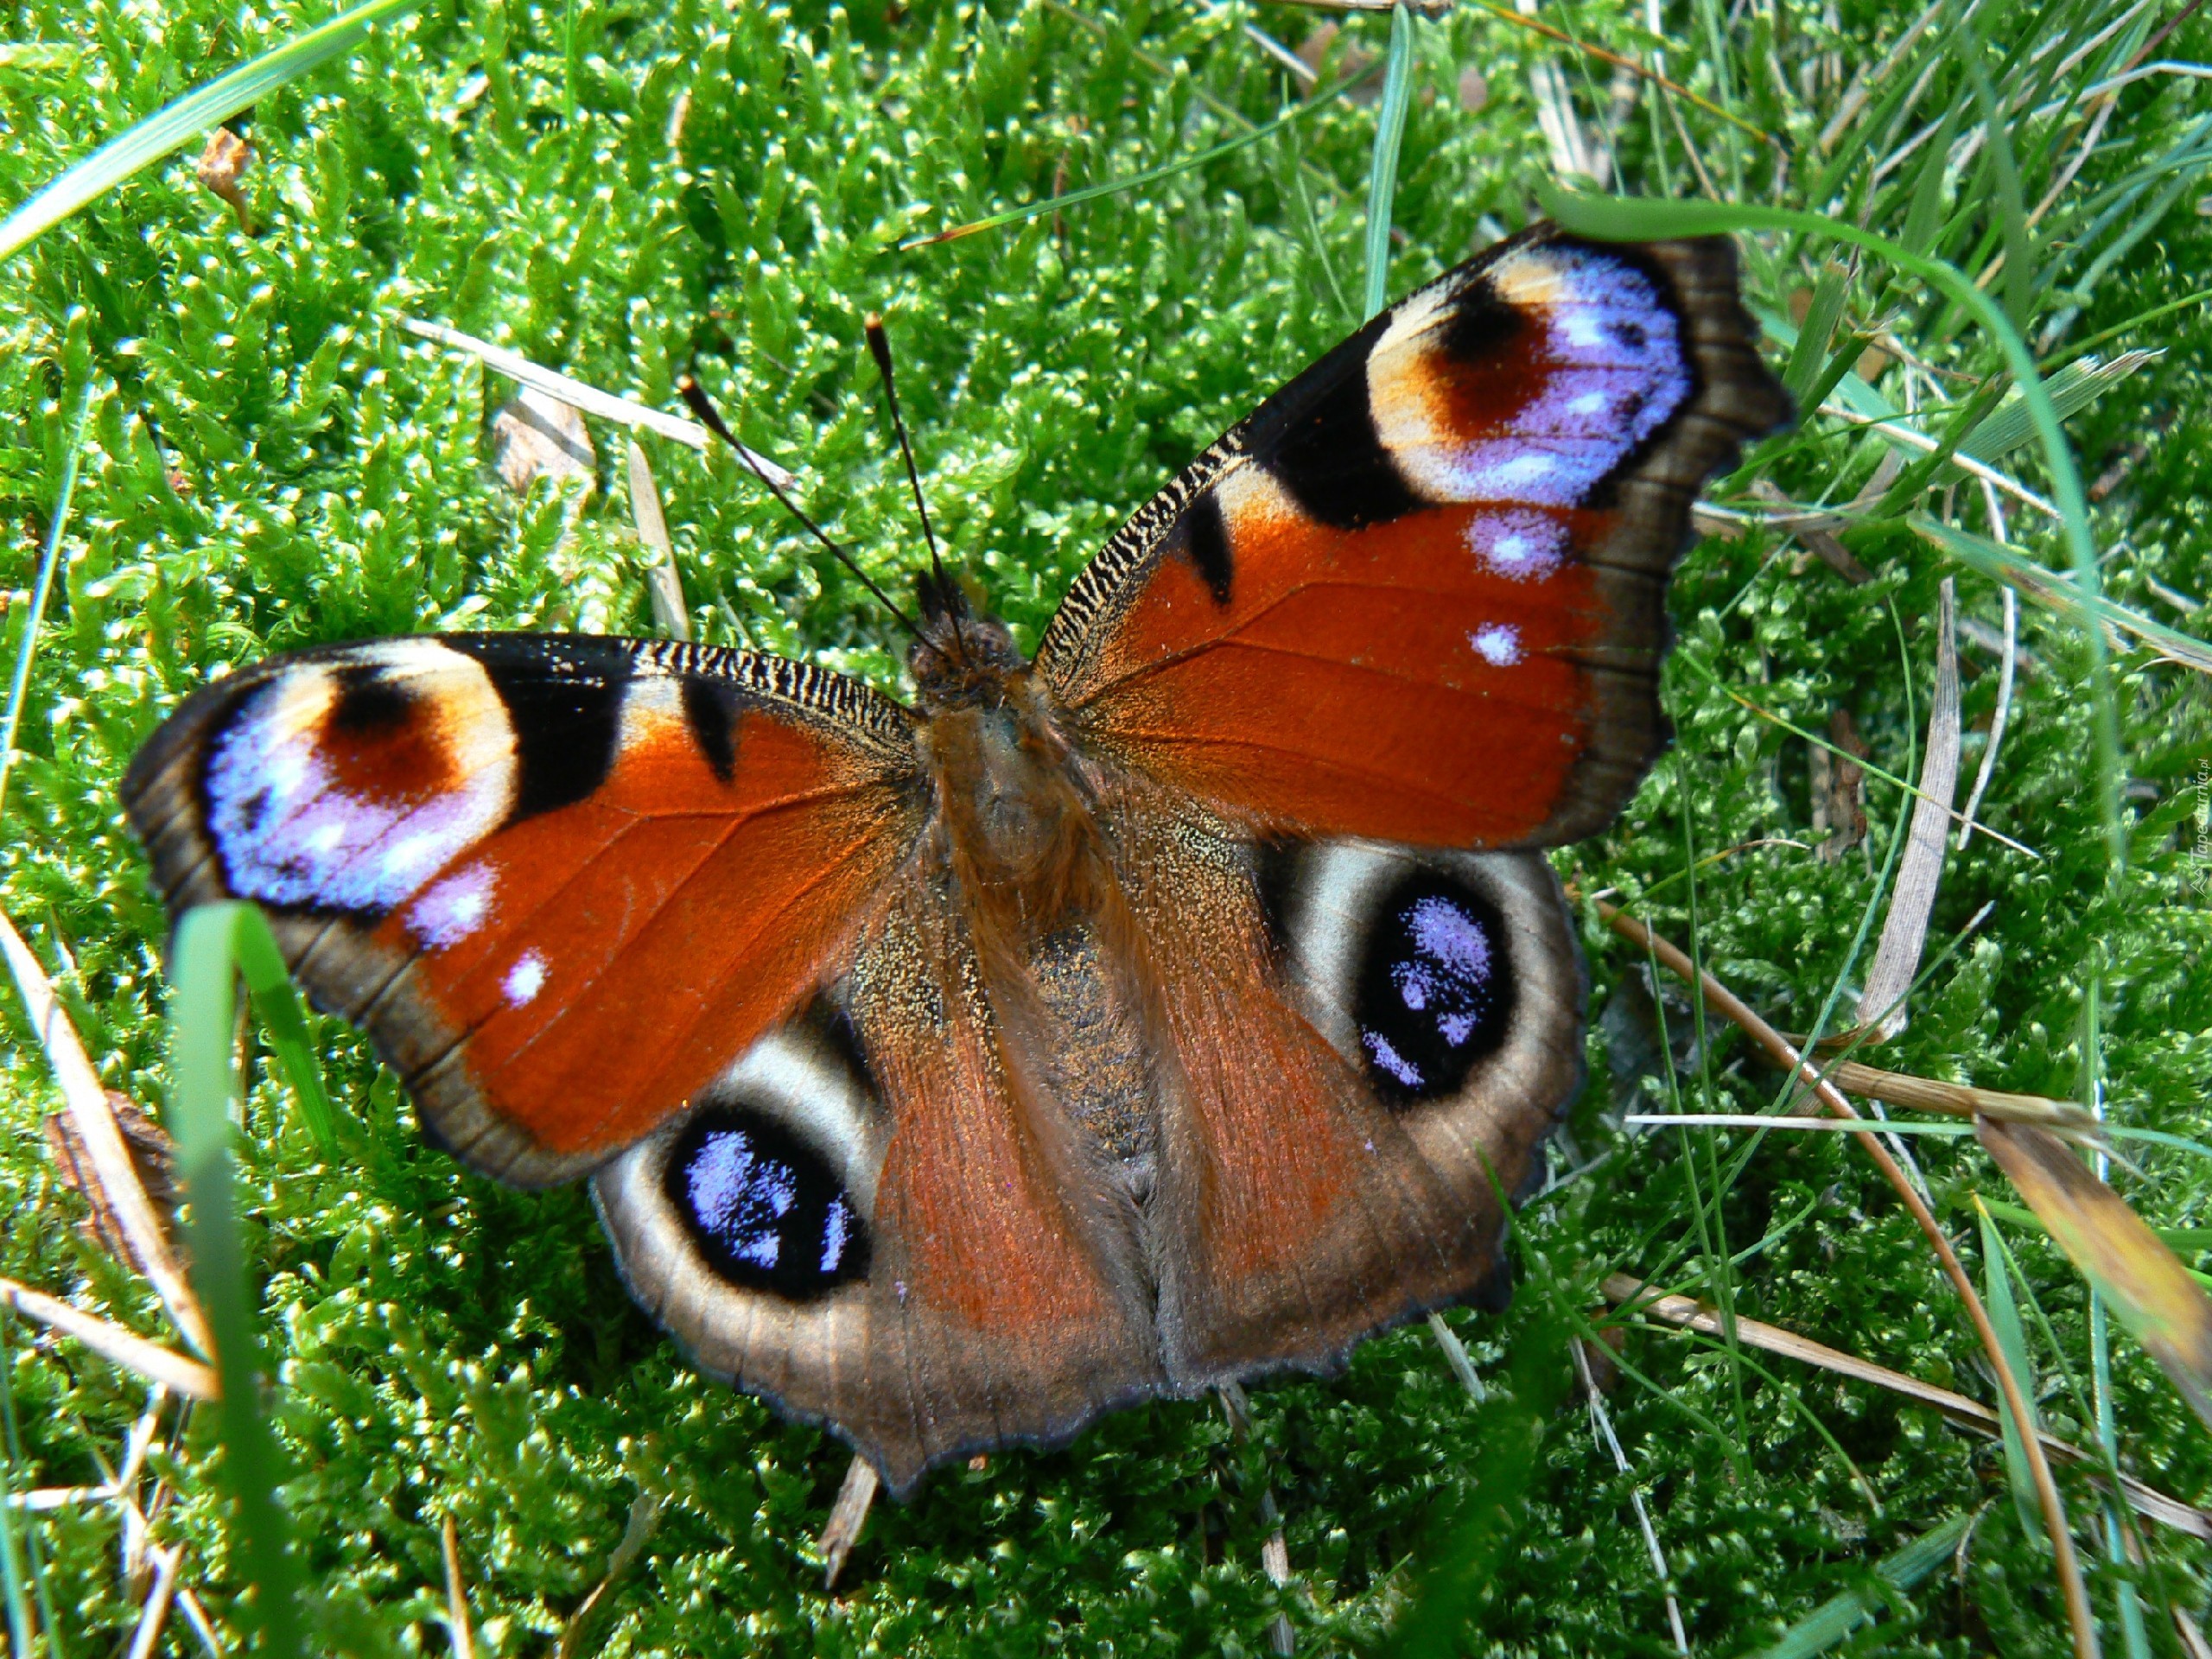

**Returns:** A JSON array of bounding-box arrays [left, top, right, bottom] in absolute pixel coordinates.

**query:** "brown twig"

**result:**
[[819, 1455, 879, 1589], [1594, 898, 2101, 1659]]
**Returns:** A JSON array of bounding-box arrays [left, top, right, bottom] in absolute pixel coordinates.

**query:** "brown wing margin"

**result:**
[[1035, 227, 1793, 853], [123, 634, 926, 1186]]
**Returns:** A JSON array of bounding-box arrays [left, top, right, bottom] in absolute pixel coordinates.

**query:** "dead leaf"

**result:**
[[194, 127, 253, 233], [45, 1091, 179, 1271], [1812, 707, 1869, 862], [1856, 578, 1961, 1039], [493, 388, 596, 494]]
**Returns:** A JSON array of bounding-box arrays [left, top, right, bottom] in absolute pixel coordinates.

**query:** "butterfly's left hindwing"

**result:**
[[124, 634, 926, 1185]]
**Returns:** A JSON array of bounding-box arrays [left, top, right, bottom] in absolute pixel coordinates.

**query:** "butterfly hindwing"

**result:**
[[594, 878, 1166, 1496], [123, 634, 927, 1185], [1037, 228, 1792, 850], [1100, 786, 1584, 1383]]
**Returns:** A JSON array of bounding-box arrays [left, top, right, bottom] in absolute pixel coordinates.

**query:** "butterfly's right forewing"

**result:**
[[124, 634, 928, 1185]]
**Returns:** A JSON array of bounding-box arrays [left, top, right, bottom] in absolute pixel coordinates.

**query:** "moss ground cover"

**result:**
[[3, 0, 2212, 1651]]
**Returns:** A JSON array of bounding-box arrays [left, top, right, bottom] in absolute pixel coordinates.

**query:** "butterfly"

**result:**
[[123, 225, 1789, 1497]]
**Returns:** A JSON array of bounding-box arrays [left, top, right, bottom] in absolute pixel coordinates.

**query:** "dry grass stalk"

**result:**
[[442, 1515, 478, 1659], [1593, 899, 2099, 1657], [1571, 1335, 1688, 1654], [1958, 575, 2018, 849], [0, 1275, 218, 1401], [1219, 1382, 1296, 1656], [1857, 578, 1962, 1044], [1773, 1055, 2097, 1132], [397, 318, 798, 486], [557, 1491, 665, 1658], [1604, 1274, 2212, 1541], [124, 1541, 183, 1659], [1427, 1310, 1487, 1399], [0, 906, 211, 1357], [820, 1455, 879, 1589], [1819, 402, 2061, 519], [626, 441, 691, 643]]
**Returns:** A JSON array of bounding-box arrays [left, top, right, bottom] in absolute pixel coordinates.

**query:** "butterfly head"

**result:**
[[910, 569, 1023, 711]]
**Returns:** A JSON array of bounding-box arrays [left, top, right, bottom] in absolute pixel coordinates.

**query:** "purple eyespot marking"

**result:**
[[204, 666, 512, 916], [1465, 512, 1568, 581], [687, 1128, 799, 1271], [667, 1108, 869, 1299], [1355, 877, 1513, 1104], [1364, 1031, 1424, 1090], [1432, 249, 1692, 507]]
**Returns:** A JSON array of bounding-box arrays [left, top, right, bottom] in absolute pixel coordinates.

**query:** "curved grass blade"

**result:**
[[169, 901, 307, 1657], [232, 915, 337, 1156], [1363, 3, 1416, 321], [1976, 1198, 2047, 1537], [1753, 1512, 1974, 1659], [1541, 188, 2125, 885], [0, 0, 424, 265]]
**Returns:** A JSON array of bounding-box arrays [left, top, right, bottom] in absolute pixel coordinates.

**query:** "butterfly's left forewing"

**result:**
[[124, 634, 927, 1185]]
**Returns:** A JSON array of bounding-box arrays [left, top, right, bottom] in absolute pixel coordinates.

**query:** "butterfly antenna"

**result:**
[[677, 376, 925, 645], [862, 314, 967, 669]]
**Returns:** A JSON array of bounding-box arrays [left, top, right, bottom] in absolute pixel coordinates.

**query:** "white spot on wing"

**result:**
[[503, 950, 548, 1007], [1470, 624, 1523, 665]]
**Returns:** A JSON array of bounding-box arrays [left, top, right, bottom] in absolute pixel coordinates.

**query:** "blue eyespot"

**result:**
[[1354, 875, 1514, 1104], [665, 1108, 868, 1300]]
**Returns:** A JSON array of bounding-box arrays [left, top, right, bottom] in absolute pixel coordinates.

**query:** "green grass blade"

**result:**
[[0, 1313, 29, 1659], [0, 372, 92, 825], [899, 63, 1375, 251], [231, 910, 336, 1154], [1753, 1512, 1974, 1658], [169, 901, 306, 1656], [1363, 2, 1416, 321], [0, 0, 424, 264], [1975, 1199, 2045, 1538]]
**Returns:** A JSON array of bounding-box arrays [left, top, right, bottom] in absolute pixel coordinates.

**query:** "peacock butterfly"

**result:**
[[124, 225, 1790, 1496]]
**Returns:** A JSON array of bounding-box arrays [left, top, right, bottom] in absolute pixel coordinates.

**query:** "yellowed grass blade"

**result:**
[[1979, 1118, 2212, 1433], [0, 1276, 218, 1402]]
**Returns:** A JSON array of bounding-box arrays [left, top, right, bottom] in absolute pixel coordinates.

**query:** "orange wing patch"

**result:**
[[124, 635, 925, 1185], [1071, 490, 1605, 848]]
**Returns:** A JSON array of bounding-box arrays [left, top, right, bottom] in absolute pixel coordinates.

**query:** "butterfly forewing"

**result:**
[[1037, 229, 1792, 849], [124, 634, 927, 1185]]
